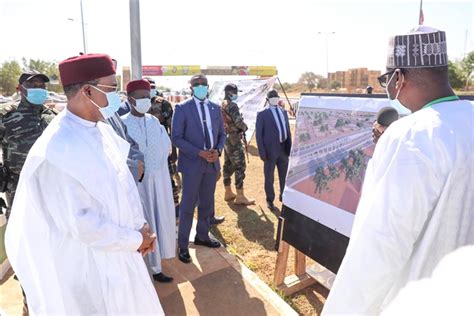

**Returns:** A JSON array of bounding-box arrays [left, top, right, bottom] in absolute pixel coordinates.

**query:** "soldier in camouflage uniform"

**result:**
[[147, 80, 181, 219], [221, 83, 255, 205], [0, 71, 56, 219]]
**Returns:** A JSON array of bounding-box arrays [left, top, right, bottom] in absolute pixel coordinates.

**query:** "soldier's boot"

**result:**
[[224, 185, 237, 201], [234, 188, 256, 205]]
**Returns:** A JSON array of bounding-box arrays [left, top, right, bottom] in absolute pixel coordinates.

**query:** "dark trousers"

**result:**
[[264, 144, 289, 203], [178, 164, 217, 250]]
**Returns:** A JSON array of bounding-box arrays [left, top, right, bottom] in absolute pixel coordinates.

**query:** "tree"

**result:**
[[461, 51, 474, 89], [313, 166, 329, 194], [298, 72, 325, 93], [329, 81, 341, 90], [448, 60, 465, 90], [0, 60, 22, 95]]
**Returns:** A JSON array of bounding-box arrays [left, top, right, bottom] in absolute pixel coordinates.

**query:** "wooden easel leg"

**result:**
[[274, 243, 317, 296], [294, 248, 306, 276], [274, 241, 290, 286]]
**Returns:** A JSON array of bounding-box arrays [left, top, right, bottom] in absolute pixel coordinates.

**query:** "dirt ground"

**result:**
[[207, 134, 329, 315]]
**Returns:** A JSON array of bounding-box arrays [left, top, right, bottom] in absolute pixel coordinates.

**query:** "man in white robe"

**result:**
[[323, 26, 474, 314], [5, 54, 164, 315], [121, 79, 176, 283]]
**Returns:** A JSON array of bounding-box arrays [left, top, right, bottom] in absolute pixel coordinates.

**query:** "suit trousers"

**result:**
[[178, 163, 217, 249], [263, 144, 289, 203]]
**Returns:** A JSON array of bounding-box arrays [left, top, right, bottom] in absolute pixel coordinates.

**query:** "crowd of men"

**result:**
[[0, 50, 291, 313], [0, 24, 472, 315]]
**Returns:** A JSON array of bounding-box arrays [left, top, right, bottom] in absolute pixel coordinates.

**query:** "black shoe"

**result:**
[[210, 215, 225, 225], [194, 237, 221, 248], [178, 248, 192, 264], [153, 272, 174, 283]]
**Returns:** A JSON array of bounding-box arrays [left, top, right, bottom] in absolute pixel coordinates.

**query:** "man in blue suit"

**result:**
[[171, 74, 226, 264], [255, 90, 292, 211]]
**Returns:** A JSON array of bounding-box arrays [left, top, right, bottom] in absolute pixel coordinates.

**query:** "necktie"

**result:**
[[275, 107, 286, 142], [200, 101, 212, 149]]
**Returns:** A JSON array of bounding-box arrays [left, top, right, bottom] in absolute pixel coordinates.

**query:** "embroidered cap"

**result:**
[[387, 25, 448, 68]]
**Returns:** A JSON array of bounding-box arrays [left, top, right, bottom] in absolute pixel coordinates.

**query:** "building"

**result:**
[[327, 68, 382, 92]]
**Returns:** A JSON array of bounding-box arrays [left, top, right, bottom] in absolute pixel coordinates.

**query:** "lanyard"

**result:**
[[422, 95, 459, 109]]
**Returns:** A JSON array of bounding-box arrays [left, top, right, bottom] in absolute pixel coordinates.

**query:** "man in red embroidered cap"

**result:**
[[122, 79, 176, 283], [5, 54, 164, 315]]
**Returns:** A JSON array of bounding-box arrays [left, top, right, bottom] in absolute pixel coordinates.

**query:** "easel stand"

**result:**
[[274, 241, 334, 296]]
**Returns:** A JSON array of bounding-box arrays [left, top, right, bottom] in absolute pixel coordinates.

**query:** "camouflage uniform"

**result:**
[[0, 99, 56, 218], [150, 97, 180, 217], [221, 99, 248, 189]]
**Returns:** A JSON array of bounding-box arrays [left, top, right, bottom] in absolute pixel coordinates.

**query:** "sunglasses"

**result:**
[[191, 82, 208, 88]]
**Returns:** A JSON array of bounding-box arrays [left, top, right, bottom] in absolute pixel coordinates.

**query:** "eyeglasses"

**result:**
[[377, 70, 395, 88], [96, 84, 119, 92], [377, 69, 406, 88]]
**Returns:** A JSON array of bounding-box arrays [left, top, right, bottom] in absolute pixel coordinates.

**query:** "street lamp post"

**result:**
[[79, 0, 87, 53], [318, 32, 336, 77], [67, 0, 87, 53]]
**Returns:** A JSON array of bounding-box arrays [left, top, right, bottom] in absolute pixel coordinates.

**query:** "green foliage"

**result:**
[[335, 118, 345, 128], [312, 164, 340, 194], [298, 72, 325, 92], [448, 60, 465, 89], [0, 60, 22, 95], [341, 149, 367, 182], [329, 81, 341, 90]]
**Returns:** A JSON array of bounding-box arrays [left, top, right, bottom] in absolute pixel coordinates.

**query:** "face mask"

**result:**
[[230, 94, 238, 101], [384, 70, 410, 112], [132, 97, 152, 114], [87, 86, 122, 120], [24, 87, 48, 105], [193, 85, 208, 100], [268, 97, 280, 106], [150, 89, 157, 97]]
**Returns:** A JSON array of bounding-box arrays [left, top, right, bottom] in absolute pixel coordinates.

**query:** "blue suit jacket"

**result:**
[[171, 98, 226, 173], [255, 106, 292, 161]]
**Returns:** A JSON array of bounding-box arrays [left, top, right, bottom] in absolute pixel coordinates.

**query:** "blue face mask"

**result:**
[[88, 86, 122, 120], [193, 85, 208, 100], [24, 87, 48, 105], [150, 89, 157, 97], [230, 94, 238, 101]]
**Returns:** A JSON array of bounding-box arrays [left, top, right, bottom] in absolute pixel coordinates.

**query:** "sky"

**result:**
[[0, 0, 472, 90]]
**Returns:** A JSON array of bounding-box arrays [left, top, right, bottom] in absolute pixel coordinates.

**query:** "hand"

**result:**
[[207, 149, 219, 163], [199, 150, 211, 161], [372, 121, 386, 144], [137, 160, 145, 180], [260, 156, 267, 162], [141, 233, 157, 256], [137, 224, 156, 254]]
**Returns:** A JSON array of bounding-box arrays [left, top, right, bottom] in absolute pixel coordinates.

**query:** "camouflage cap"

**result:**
[[19, 70, 50, 84]]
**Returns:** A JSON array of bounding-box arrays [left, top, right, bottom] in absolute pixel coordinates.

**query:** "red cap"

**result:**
[[59, 53, 116, 86], [126, 79, 151, 94]]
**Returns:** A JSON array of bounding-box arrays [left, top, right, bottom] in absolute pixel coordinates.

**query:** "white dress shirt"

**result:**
[[269, 105, 288, 143], [193, 96, 214, 149]]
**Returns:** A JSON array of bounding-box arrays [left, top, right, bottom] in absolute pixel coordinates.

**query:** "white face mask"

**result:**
[[268, 97, 280, 106], [150, 89, 157, 97], [132, 97, 152, 114], [385, 70, 411, 113], [86, 85, 121, 120]]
